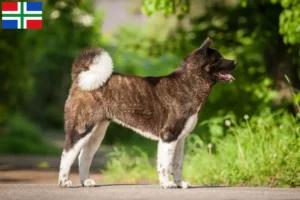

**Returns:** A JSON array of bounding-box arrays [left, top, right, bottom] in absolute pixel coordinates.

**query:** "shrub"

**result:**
[[0, 113, 60, 155]]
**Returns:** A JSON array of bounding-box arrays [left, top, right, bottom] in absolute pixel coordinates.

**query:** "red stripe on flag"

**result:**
[[2, 2, 18, 11], [26, 20, 42, 29]]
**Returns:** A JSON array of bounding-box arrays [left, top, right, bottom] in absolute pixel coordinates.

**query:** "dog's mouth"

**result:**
[[216, 60, 237, 83], [216, 71, 235, 82]]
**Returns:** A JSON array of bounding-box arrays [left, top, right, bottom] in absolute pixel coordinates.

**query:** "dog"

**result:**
[[58, 37, 237, 189]]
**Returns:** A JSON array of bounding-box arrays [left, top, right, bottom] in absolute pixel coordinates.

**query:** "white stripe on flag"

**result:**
[[2, 2, 21, 14]]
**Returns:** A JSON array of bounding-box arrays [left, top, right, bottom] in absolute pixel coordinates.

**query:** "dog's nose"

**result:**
[[233, 61, 238, 66]]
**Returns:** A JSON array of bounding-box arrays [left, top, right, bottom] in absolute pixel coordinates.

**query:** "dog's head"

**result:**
[[185, 37, 237, 83]]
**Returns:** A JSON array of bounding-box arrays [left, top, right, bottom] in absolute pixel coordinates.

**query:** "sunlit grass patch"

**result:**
[[184, 110, 300, 187], [102, 146, 157, 184]]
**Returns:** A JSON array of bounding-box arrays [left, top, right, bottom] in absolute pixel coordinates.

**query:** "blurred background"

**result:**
[[0, 0, 299, 186]]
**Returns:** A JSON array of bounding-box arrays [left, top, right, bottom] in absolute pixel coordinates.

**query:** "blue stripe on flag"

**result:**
[[2, 20, 18, 29], [26, 2, 42, 11]]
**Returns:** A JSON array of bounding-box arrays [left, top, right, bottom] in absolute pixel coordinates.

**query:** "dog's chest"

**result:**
[[180, 113, 198, 138]]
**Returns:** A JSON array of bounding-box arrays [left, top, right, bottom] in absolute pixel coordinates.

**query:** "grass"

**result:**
[[103, 146, 157, 184], [102, 109, 300, 187]]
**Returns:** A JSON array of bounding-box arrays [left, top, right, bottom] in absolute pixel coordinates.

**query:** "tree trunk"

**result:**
[[263, 38, 300, 113]]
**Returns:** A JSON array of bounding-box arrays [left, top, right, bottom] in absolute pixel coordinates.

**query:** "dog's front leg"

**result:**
[[171, 136, 191, 189], [157, 139, 178, 189]]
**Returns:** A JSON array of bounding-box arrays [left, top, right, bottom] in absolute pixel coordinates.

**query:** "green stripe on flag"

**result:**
[[20, 2, 23, 29], [2, 14, 42, 17]]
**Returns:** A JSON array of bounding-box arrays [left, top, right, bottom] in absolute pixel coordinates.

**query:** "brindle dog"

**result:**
[[59, 38, 237, 189]]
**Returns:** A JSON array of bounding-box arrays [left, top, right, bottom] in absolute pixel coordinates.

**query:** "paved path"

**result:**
[[0, 184, 299, 200], [0, 170, 106, 184]]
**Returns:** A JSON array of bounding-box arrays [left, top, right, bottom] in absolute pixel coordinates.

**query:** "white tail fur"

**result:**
[[78, 51, 113, 91]]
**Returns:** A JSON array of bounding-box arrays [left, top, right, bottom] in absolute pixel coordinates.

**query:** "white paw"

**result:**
[[82, 179, 96, 187], [59, 180, 73, 188], [160, 181, 178, 189], [176, 181, 191, 189]]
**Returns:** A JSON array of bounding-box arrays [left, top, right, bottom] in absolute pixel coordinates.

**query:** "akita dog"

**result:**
[[58, 38, 237, 189]]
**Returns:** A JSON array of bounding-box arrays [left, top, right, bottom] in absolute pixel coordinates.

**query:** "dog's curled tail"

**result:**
[[72, 47, 113, 91]]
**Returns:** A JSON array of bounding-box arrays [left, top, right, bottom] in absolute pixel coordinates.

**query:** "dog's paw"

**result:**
[[59, 180, 73, 188], [82, 179, 96, 187], [160, 181, 178, 189], [176, 181, 191, 189]]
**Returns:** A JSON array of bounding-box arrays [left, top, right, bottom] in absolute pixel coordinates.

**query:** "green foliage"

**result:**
[[114, 20, 188, 57], [104, 110, 300, 187], [0, 113, 60, 155], [271, 0, 300, 44], [0, 30, 33, 124], [142, 0, 190, 17], [144, 0, 300, 45]]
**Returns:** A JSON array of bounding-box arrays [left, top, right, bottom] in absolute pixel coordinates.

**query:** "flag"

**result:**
[[1, 2, 42, 29]]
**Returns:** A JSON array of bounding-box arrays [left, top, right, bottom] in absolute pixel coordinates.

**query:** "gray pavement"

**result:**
[[0, 184, 299, 200]]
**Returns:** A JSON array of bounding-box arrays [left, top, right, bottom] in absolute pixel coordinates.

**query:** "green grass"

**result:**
[[103, 109, 300, 187], [103, 146, 157, 184]]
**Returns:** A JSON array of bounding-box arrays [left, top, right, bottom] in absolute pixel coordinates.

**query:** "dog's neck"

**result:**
[[168, 63, 214, 107]]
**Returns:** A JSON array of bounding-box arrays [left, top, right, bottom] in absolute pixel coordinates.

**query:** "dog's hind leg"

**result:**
[[157, 139, 178, 189], [171, 136, 191, 189], [78, 121, 110, 187], [59, 126, 95, 188]]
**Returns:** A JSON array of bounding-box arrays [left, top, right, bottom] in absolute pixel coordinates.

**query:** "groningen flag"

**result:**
[[1, 2, 42, 29]]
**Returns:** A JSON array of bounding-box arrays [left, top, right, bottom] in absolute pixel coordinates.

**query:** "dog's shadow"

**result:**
[[94, 183, 149, 187], [63, 183, 227, 189], [93, 184, 226, 189], [189, 186, 227, 189]]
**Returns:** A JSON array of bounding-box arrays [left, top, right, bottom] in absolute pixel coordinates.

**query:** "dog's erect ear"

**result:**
[[200, 37, 212, 51]]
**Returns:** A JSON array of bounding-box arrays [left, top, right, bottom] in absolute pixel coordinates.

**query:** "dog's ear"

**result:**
[[200, 37, 212, 51]]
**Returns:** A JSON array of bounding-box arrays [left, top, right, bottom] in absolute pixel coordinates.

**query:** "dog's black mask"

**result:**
[[188, 37, 238, 83]]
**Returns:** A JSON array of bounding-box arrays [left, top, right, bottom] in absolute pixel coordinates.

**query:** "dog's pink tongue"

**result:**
[[226, 74, 235, 80], [220, 73, 235, 80]]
